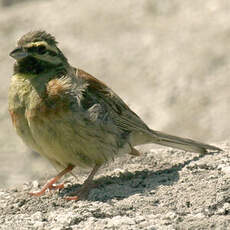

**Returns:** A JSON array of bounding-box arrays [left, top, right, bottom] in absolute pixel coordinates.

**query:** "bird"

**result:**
[[8, 31, 222, 200]]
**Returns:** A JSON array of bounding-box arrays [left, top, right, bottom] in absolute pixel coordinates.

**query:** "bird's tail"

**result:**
[[146, 129, 222, 154]]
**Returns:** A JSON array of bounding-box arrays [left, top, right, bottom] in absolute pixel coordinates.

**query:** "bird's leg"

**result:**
[[29, 164, 74, 196], [65, 164, 100, 201]]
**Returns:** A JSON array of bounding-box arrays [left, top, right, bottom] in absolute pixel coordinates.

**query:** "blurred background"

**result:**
[[0, 0, 229, 188]]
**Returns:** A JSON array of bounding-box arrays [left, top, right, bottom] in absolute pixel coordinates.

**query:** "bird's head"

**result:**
[[10, 31, 69, 76]]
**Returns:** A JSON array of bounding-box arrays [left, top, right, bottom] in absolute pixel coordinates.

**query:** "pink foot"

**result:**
[[29, 164, 74, 197], [29, 179, 64, 196]]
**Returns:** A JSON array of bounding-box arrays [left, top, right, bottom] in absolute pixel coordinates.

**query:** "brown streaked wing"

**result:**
[[76, 68, 151, 133]]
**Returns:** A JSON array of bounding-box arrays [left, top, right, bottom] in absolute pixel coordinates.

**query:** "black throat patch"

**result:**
[[14, 56, 66, 76]]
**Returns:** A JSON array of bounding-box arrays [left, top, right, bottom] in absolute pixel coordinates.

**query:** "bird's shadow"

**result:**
[[59, 151, 216, 202]]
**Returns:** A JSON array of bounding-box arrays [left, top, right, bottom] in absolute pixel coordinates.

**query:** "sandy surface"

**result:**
[[0, 0, 229, 229]]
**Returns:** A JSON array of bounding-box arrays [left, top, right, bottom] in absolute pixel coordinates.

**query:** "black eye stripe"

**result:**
[[26, 45, 57, 56], [27, 45, 46, 53]]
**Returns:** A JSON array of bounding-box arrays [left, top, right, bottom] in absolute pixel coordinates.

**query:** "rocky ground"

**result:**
[[0, 0, 229, 229], [0, 143, 229, 229]]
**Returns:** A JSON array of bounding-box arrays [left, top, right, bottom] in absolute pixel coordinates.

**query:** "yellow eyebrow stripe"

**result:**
[[25, 41, 58, 53]]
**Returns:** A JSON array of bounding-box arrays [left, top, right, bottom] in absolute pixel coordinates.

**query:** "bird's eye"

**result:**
[[37, 45, 47, 54]]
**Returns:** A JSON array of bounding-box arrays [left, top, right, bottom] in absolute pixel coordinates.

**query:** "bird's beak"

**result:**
[[9, 47, 28, 60]]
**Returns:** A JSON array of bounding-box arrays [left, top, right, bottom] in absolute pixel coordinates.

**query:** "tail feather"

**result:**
[[147, 129, 222, 154]]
